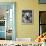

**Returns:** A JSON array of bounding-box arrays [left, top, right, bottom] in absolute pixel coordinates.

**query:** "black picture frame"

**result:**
[[22, 10, 32, 24]]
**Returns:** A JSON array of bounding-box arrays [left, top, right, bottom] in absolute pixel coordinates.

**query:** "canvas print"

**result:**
[[22, 10, 32, 23]]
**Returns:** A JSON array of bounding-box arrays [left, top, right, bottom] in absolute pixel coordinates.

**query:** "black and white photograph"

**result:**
[[22, 10, 32, 23]]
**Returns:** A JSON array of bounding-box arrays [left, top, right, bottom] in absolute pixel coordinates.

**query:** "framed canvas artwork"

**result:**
[[22, 10, 32, 24]]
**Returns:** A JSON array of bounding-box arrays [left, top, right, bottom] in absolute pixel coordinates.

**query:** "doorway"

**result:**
[[0, 2, 16, 40]]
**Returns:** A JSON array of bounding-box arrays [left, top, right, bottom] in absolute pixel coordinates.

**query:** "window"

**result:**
[[39, 0, 46, 4], [39, 11, 46, 35]]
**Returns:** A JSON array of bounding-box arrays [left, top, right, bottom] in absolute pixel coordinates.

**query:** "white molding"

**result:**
[[16, 38, 32, 42]]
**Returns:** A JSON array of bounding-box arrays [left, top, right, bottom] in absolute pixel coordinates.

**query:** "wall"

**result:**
[[16, 0, 39, 40], [16, 0, 38, 40], [0, 0, 46, 41]]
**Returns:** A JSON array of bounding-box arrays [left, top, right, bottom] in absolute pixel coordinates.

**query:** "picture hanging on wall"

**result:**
[[22, 10, 32, 24]]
